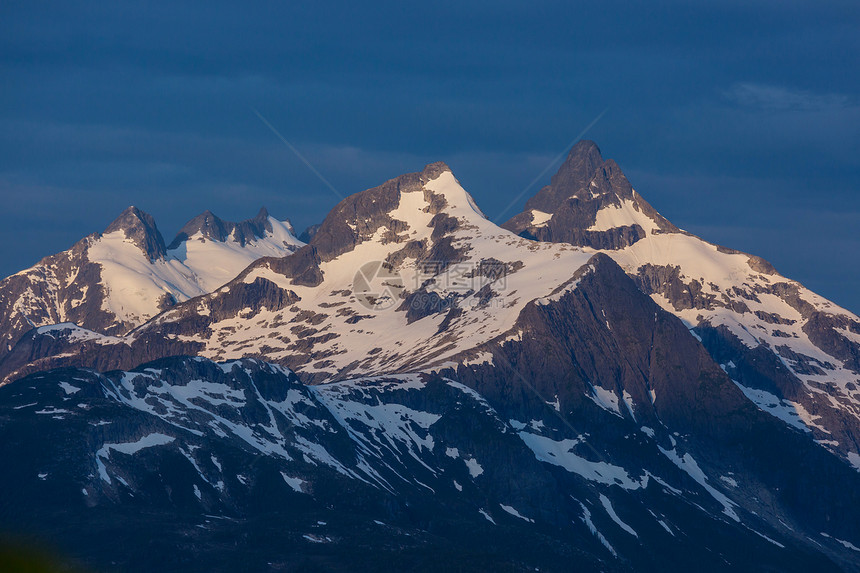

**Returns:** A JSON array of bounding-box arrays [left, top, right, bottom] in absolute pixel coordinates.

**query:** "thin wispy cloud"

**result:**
[[724, 83, 851, 111]]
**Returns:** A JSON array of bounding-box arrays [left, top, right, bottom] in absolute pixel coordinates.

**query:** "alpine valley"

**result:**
[[1, 141, 859, 572]]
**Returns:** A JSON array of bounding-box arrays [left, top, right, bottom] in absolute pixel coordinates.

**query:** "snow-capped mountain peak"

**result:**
[[504, 140, 860, 467], [166, 207, 303, 293], [167, 206, 296, 250], [102, 205, 168, 262], [0, 206, 304, 356], [3, 143, 860, 572], [308, 161, 469, 262], [29, 162, 593, 383], [504, 142, 677, 250]]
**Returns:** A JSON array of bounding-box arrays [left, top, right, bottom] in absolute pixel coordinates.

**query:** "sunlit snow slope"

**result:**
[[0, 206, 302, 355]]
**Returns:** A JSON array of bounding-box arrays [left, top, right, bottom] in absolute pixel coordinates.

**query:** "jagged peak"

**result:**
[[524, 140, 612, 213], [420, 161, 452, 183], [502, 140, 679, 248], [551, 140, 604, 189], [169, 210, 226, 247], [307, 162, 457, 262], [167, 208, 277, 250], [103, 206, 167, 261], [104, 206, 156, 233]]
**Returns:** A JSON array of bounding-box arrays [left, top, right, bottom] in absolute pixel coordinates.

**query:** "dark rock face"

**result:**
[[167, 207, 277, 249], [634, 263, 741, 312], [308, 162, 450, 262], [0, 236, 115, 361], [528, 218, 647, 250], [524, 140, 607, 213], [450, 254, 751, 436], [747, 254, 779, 275], [398, 289, 457, 323], [264, 245, 325, 287], [104, 206, 168, 261], [0, 324, 203, 384], [636, 264, 704, 309], [502, 141, 676, 249], [804, 312, 860, 374], [385, 239, 427, 267], [501, 139, 860, 470]]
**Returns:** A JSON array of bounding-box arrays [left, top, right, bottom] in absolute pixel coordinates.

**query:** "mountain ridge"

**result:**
[[499, 142, 860, 469], [4, 149, 859, 461], [167, 206, 291, 250], [0, 205, 303, 361], [2, 140, 860, 571]]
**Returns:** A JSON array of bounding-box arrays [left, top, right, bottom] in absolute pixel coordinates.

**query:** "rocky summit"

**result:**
[[1, 141, 859, 572]]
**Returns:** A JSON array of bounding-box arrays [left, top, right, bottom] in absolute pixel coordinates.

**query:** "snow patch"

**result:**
[[479, 509, 496, 524], [589, 386, 622, 417], [530, 210, 553, 227], [599, 494, 637, 537], [733, 381, 821, 433], [720, 475, 738, 488], [500, 504, 534, 523], [578, 502, 617, 557], [821, 532, 860, 552], [281, 472, 307, 493], [95, 433, 175, 484], [58, 381, 80, 395], [659, 446, 739, 522], [464, 458, 484, 478], [519, 432, 647, 490]]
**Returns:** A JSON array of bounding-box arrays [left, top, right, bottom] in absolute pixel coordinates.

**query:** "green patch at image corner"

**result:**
[[0, 537, 90, 573]]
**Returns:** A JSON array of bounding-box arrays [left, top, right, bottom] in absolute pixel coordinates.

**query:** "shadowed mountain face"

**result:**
[[1, 144, 859, 572], [526, 140, 615, 213], [3, 311, 858, 572], [503, 141, 860, 470]]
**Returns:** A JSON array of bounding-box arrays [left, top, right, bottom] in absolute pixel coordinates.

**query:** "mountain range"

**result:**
[[1, 141, 859, 572], [0, 207, 302, 351]]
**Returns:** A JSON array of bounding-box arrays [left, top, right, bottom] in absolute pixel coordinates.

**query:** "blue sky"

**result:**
[[1, 1, 858, 311]]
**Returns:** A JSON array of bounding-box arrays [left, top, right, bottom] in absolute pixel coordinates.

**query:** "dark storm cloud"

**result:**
[[1, 0, 858, 309]]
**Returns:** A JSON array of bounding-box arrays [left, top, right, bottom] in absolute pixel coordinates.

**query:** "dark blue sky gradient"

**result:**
[[1, 1, 858, 311]]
